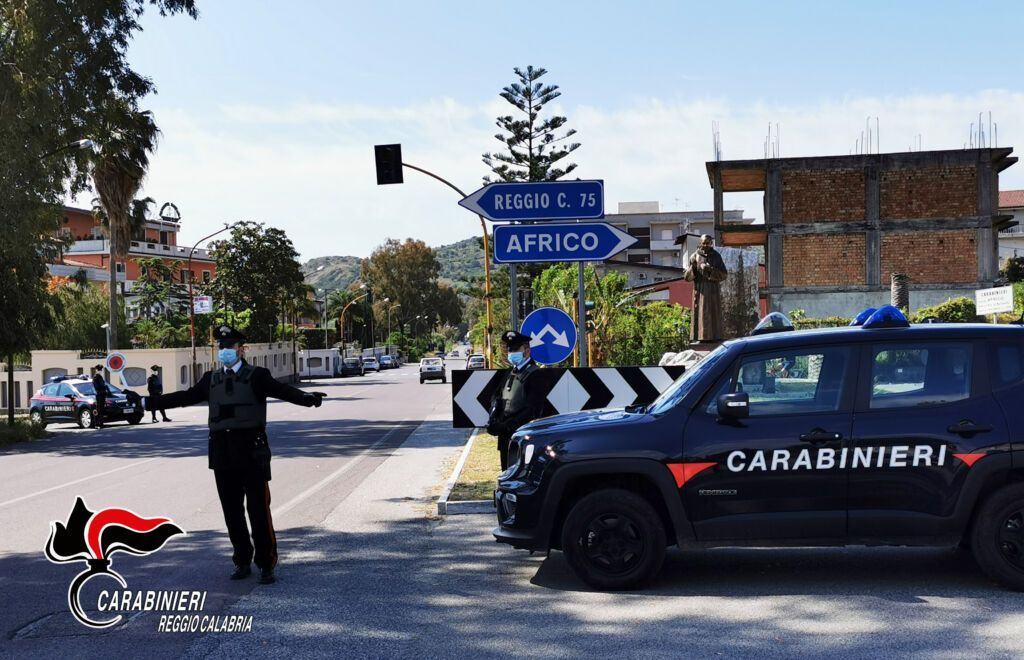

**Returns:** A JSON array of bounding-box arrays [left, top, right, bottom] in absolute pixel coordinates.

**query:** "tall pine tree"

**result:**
[[483, 66, 580, 183]]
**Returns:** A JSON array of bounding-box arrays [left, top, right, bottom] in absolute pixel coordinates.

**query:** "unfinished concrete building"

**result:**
[[707, 148, 1018, 318]]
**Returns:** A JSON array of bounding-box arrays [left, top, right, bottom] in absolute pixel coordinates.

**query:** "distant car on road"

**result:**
[[379, 355, 396, 369], [29, 375, 143, 429], [419, 358, 446, 384], [362, 357, 380, 373], [466, 354, 486, 370], [339, 357, 364, 377]]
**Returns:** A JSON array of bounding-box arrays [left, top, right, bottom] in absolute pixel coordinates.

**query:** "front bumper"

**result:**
[[492, 441, 554, 552]]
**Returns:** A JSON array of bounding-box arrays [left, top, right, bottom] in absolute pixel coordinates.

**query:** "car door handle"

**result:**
[[947, 420, 993, 436], [799, 429, 843, 444]]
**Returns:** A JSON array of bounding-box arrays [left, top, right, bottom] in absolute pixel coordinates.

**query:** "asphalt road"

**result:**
[[2, 358, 1023, 659]]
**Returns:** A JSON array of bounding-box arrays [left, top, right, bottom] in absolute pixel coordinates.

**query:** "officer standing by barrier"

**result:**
[[129, 326, 325, 584], [147, 365, 171, 423], [487, 331, 545, 470], [91, 366, 107, 428]]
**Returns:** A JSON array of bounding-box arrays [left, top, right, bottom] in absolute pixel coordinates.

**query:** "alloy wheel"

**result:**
[[580, 513, 645, 575]]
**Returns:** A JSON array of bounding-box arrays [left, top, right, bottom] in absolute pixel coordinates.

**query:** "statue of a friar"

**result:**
[[683, 234, 729, 343]]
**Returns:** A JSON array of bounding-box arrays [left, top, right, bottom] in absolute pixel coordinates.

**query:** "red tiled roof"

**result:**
[[1000, 190, 1024, 209]]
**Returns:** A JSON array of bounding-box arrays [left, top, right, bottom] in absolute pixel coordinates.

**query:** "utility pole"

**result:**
[[577, 262, 588, 367], [509, 263, 518, 330]]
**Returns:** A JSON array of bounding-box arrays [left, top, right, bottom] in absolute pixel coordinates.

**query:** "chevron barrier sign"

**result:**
[[451, 366, 686, 428]]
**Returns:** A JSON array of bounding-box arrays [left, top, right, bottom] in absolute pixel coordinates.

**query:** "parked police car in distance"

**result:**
[[494, 307, 1024, 591], [29, 375, 143, 429]]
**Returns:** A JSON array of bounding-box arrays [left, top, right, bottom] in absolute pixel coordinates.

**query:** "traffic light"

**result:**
[[374, 144, 404, 185], [517, 288, 534, 320], [584, 300, 595, 333]]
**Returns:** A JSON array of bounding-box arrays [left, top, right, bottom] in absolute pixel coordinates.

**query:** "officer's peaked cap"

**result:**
[[216, 325, 247, 348], [502, 330, 531, 348]]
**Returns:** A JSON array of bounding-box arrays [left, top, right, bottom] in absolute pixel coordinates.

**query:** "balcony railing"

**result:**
[[66, 239, 212, 260]]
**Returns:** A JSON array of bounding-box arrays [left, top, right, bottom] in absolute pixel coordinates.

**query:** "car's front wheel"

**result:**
[[560, 488, 666, 590], [77, 408, 94, 429], [29, 409, 46, 428], [972, 483, 1024, 591]]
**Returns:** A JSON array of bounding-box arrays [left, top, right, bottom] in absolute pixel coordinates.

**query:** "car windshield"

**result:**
[[344, 359, 360, 365], [422, 359, 442, 366], [74, 381, 124, 396], [646, 345, 730, 415]]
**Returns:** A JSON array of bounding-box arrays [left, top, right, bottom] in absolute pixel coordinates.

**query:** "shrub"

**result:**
[[0, 420, 48, 447], [910, 297, 980, 323]]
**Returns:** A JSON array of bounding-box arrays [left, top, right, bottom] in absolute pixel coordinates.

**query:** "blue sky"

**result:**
[[105, 0, 1024, 259]]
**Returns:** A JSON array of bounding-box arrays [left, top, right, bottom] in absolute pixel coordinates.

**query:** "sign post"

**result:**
[[975, 285, 1014, 321]]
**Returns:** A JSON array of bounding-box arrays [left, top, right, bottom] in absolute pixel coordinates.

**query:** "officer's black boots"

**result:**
[[230, 564, 251, 580], [258, 567, 276, 584]]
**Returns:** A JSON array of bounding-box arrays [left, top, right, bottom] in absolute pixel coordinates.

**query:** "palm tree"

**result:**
[[91, 109, 159, 350]]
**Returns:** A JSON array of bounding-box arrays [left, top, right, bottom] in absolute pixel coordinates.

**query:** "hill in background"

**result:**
[[302, 236, 485, 291]]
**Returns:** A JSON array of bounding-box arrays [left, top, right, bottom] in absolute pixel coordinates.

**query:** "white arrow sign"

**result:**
[[529, 324, 571, 348], [453, 370, 494, 427]]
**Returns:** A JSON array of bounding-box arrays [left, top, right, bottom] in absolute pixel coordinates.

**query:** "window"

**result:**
[[660, 229, 673, 240], [115, 262, 125, 274], [273, 354, 277, 367], [181, 365, 188, 385], [159, 230, 170, 245], [202, 270, 211, 284], [706, 347, 851, 416], [179, 269, 188, 283], [870, 343, 971, 409], [991, 343, 1024, 389], [308, 357, 322, 369]]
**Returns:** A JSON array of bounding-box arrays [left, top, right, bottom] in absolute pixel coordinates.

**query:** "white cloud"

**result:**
[[74, 89, 1024, 260]]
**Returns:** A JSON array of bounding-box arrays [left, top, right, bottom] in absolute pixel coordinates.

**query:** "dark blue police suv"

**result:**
[[494, 309, 1024, 591]]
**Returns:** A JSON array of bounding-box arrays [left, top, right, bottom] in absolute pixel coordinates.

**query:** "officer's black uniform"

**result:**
[[487, 331, 545, 470], [147, 367, 171, 422], [91, 369, 107, 428], [138, 326, 322, 584]]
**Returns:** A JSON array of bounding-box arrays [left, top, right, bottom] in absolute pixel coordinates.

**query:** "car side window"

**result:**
[[42, 384, 59, 397], [869, 343, 971, 409], [56, 383, 73, 397], [991, 343, 1024, 390], [705, 346, 852, 416]]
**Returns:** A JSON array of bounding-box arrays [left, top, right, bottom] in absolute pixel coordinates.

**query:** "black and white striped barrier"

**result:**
[[451, 366, 686, 428]]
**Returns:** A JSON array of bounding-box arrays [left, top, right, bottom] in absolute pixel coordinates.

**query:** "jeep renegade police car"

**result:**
[[29, 375, 142, 429], [493, 307, 1024, 591]]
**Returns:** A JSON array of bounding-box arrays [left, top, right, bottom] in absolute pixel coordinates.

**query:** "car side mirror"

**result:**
[[65, 394, 75, 400], [717, 392, 749, 419]]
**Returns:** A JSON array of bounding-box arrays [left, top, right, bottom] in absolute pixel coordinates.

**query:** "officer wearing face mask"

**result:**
[[487, 331, 545, 470], [127, 325, 325, 585]]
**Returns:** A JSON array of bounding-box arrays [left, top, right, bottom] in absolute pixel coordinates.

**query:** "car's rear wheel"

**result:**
[[127, 414, 143, 425], [971, 483, 1024, 591], [29, 409, 46, 428], [560, 488, 666, 590], [77, 408, 94, 429]]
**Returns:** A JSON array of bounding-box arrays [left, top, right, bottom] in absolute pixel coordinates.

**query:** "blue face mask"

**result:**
[[218, 348, 239, 366], [508, 351, 525, 366]]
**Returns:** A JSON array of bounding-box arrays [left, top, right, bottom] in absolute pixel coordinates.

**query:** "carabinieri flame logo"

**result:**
[[44, 497, 185, 628]]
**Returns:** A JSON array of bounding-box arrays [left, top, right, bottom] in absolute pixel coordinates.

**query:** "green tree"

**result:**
[[482, 66, 580, 183], [92, 107, 160, 350], [210, 222, 305, 342], [39, 280, 128, 351], [0, 0, 196, 423]]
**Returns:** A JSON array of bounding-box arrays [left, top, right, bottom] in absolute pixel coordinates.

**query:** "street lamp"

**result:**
[[385, 300, 400, 357], [189, 221, 238, 387]]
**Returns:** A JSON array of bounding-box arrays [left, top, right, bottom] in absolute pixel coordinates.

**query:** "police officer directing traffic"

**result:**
[[131, 325, 325, 584], [487, 330, 545, 470]]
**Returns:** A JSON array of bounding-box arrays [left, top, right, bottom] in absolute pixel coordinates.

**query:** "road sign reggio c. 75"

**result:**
[[458, 180, 604, 222]]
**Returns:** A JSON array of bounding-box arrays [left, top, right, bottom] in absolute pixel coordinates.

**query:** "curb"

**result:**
[[436, 428, 494, 516]]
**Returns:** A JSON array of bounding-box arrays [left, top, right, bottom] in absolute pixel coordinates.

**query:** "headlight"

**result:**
[[522, 444, 535, 465]]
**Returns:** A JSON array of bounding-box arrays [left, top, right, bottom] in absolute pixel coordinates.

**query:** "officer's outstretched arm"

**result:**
[[142, 371, 212, 411], [256, 368, 324, 407]]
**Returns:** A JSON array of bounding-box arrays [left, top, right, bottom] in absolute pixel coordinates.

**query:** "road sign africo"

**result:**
[[520, 307, 578, 365], [105, 352, 127, 373]]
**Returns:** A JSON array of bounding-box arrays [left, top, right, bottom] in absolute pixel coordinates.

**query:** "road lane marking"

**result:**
[[0, 457, 161, 509], [272, 419, 409, 519]]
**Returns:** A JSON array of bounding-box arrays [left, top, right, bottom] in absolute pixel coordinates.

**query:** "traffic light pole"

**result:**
[[577, 261, 588, 367], [399, 162, 495, 367]]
